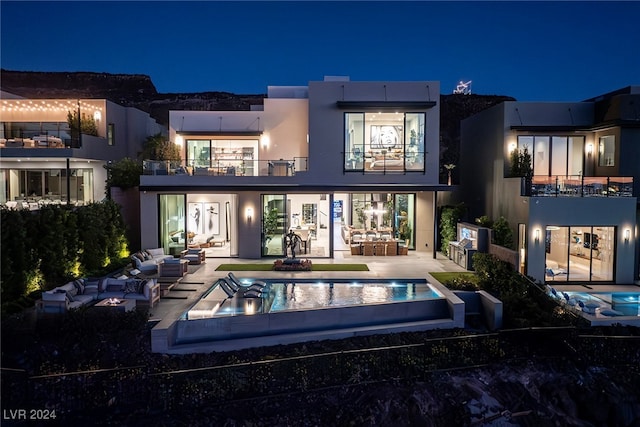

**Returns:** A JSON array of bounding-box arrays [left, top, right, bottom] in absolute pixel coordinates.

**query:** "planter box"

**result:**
[[273, 259, 312, 271]]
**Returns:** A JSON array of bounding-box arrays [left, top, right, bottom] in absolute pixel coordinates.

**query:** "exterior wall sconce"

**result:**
[[624, 229, 631, 243], [508, 142, 517, 154], [534, 229, 540, 244], [586, 143, 593, 155], [260, 134, 269, 149], [246, 207, 253, 223], [93, 110, 102, 122]]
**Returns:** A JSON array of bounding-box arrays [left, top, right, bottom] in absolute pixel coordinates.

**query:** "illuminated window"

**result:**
[[598, 135, 615, 167]]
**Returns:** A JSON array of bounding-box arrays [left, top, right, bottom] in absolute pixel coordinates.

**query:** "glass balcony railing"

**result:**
[[522, 175, 634, 197], [143, 157, 308, 177]]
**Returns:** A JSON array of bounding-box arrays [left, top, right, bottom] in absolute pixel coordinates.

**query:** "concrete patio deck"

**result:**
[[147, 251, 469, 353]]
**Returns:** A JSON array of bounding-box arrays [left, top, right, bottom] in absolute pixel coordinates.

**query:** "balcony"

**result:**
[[143, 157, 308, 177], [522, 175, 634, 197]]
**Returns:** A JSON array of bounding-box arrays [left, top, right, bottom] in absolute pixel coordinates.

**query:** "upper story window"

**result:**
[[598, 135, 615, 167], [185, 138, 259, 176], [344, 112, 425, 173], [517, 135, 584, 176]]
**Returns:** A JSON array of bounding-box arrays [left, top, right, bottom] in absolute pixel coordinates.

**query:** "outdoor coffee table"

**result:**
[[94, 298, 136, 312]]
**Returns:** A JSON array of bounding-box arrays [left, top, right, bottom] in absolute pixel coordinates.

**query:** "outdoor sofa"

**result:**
[[39, 276, 159, 314], [130, 248, 174, 274]]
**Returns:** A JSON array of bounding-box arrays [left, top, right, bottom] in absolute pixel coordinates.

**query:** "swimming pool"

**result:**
[[174, 278, 461, 347], [552, 288, 640, 319], [184, 279, 442, 319]]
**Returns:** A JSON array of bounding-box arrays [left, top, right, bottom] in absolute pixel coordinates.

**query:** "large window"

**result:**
[[544, 226, 614, 282], [159, 194, 186, 256], [518, 135, 585, 176], [186, 139, 258, 175], [0, 121, 71, 141], [598, 135, 615, 167], [262, 194, 287, 257], [349, 192, 414, 249], [1, 168, 93, 205], [344, 112, 425, 173]]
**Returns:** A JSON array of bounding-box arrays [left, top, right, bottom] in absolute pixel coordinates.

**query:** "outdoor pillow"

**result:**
[[146, 248, 165, 258], [131, 256, 142, 268], [73, 279, 85, 295], [123, 280, 139, 294]]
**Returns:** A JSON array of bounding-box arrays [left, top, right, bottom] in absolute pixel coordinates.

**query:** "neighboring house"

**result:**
[[0, 91, 164, 207], [139, 77, 450, 258], [459, 86, 639, 284]]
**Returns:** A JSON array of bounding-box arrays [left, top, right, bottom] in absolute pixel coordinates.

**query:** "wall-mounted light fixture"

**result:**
[[246, 207, 253, 223], [624, 229, 631, 243], [586, 143, 593, 155], [175, 135, 184, 146], [508, 142, 517, 154], [93, 110, 102, 122], [260, 134, 270, 149], [534, 229, 540, 244]]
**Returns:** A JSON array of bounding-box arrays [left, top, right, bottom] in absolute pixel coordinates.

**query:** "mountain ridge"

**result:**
[[0, 69, 514, 172]]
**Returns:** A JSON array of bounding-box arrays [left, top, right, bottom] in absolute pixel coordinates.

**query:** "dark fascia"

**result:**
[[510, 125, 588, 132], [336, 101, 437, 111], [139, 183, 455, 193], [175, 131, 262, 136], [511, 119, 640, 132]]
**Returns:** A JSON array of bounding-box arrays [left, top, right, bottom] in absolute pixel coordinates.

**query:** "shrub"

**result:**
[[105, 157, 143, 193], [492, 216, 514, 249], [440, 204, 466, 256]]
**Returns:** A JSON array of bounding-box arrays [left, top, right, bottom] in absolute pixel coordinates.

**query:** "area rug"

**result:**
[[216, 263, 369, 272]]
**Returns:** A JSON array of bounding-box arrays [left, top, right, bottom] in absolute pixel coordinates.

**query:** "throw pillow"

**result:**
[[73, 279, 85, 295], [133, 252, 145, 262], [65, 291, 75, 302], [123, 280, 139, 294], [137, 279, 149, 294]]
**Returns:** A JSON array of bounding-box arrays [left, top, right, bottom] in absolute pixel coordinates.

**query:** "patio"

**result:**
[[147, 251, 469, 354]]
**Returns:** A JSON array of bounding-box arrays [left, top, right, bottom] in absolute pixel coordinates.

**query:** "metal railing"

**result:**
[[143, 157, 308, 177], [523, 175, 634, 197]]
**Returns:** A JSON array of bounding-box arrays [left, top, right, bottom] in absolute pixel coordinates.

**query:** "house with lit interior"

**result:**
[[459, 86, 639, 284], [139, 77, 450, 259], [0, 92, 164, 207]]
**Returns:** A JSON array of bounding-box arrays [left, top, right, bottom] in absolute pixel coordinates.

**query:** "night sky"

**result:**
[[1, 1, 638, 101]]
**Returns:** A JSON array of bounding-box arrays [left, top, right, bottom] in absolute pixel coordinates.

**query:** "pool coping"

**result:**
[[151, 279, 466, 353]]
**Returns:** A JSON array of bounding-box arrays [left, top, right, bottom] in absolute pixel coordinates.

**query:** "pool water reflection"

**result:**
[[269, 281, 441, 312], [182, 278, 442, 320]]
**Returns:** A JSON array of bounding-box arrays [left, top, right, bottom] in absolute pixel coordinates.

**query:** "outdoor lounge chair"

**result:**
[[217, 278, 236, 298], [228, 273, 267, 291], [243, 288, 263, 298], [225, 277, 240, 292]]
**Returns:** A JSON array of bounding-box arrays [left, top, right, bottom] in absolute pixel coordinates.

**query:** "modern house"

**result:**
[[459, 86, 639, 284], [0, 92, 164, 207], [139, 77, 450, 259]]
